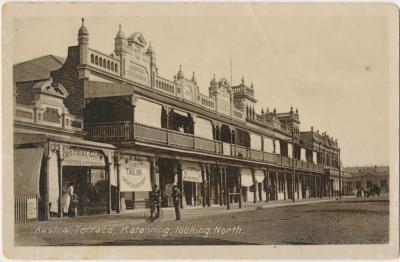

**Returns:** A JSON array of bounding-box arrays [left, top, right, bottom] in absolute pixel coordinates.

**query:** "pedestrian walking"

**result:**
[[172, 185, 181, 220]]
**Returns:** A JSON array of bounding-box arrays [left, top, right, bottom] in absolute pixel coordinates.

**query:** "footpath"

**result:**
[[58, 196, 351, 224]]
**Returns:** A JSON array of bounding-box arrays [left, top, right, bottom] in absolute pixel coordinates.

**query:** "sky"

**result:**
[[11, 3, 394, 167]]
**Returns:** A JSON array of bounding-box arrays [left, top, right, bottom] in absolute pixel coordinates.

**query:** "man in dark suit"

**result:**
[[172, 185, 181, 220]]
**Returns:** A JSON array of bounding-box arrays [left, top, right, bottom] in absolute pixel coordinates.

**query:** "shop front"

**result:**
[[254, 170, 265, 202], [50, 143, 116, 217], [181, 161, 203, 207], [14, 133, 117, 221], [240, 168, 254, 202], [119, 154, 152, 211]]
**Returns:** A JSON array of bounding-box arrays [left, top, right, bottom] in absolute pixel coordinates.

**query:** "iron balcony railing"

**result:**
[[85, 121, 324, 172]]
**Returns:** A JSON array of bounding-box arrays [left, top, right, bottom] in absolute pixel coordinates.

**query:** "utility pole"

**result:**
[[230, 58, 233, 86], [338, 148, 342, 199], [292, 127, 296, 202]]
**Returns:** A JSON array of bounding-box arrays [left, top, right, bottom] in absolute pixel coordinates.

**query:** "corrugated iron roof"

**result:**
[[14, 55, 65, 82]]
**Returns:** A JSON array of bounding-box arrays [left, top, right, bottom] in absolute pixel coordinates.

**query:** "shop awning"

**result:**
[[182, 162, 202, 183], [255, 170, 265, 183], [241, 168, 254, 187], [263, 137, 274, 153], [135, 97, 162, 128], [14, 148, 44, 196], [194, 117, 213, 140], [250, 133, 262, 151], [301, 148, 306, 161], [173, 109, 188, 117], [275, 140, 281, 154], [313, 151, 318, 164]]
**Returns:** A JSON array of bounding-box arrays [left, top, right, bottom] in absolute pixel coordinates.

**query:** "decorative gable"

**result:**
[[128, 32, 147, 48], [33, 77, 68, 99]]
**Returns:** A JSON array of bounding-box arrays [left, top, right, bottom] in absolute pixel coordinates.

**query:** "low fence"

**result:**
[[15, 194, 38, 223]]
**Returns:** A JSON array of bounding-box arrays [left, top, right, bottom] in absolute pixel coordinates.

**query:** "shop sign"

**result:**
[[182, 162, 202, 183], [27, 197, 37, 219], [14, 133, 47, 145], [241, 168, 254, 187], [62, 146, 105, 167], [255, 170, 265, 183], [120, 158, 151, 192]]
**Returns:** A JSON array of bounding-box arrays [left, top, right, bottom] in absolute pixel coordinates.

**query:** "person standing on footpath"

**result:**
[[172, 185, 181, 220]]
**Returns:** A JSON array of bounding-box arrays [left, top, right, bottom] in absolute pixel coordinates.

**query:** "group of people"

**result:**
[[357, 184, 381, 198], [150, 184, 181, 221], [61, 180, 185, 221]]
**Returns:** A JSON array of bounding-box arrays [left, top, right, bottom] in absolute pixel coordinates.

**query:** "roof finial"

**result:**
[[290, 105, 293, 112], [119, 24, 122, 31], [82, 18, 85, 26], [191, 71, 197, 84], [177, 65, 184, 80], [241, 76, 245, 84]]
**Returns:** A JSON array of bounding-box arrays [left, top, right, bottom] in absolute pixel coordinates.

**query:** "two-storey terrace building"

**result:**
[[14, 19, 344, 221]]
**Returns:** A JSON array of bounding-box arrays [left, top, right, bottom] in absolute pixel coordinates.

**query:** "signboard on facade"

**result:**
[[255, 170, 265, 183], [181, 162, 202, 183], [62, 146, 105, 167], [183, 84, 193, 101], [27, 197, 37, 219], [125, 60, 149, 86], [14, 133, 47, 145], [120, 157, 152, 192], [217, 95, 230, 115], [241, 168, 254, 187]]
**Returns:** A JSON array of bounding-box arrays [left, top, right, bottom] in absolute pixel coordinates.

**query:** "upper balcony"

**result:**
[[85, 121, 325, 173]]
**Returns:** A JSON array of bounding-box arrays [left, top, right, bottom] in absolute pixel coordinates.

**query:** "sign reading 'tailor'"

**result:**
[[120, 158, 151, 192]]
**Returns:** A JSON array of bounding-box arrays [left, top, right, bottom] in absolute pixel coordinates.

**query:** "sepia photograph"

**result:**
[[2, 2, 399, 259]]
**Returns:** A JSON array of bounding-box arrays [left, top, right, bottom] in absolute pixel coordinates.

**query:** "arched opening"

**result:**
[[107, 60, 110, 69], [231, 130, 236, 144], [215, 125, 220, 141], [95, 56, 98, 65], [115, 64, 118, 72], [91, 54, 94, 63], [161, 106, 168, 129], [236, 129, 250, 147], [220, 124, 231, 143]]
